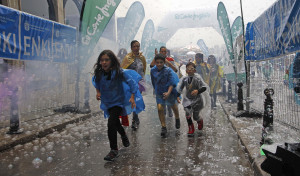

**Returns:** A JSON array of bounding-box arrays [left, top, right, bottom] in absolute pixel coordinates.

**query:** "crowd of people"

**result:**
[[92, 40, 223, 161]]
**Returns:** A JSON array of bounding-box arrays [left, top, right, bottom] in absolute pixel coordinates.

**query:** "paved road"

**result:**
[[0, 94, 254, 176]]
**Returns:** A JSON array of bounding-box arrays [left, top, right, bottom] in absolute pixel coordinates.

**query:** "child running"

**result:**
[[151, 53, 180, 138], [177, 62, 207, 136], [92, 50, 145, 161]]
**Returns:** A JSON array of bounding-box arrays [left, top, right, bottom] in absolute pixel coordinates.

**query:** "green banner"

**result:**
[[79, 0, 121, 66], [231, 16, 243, 45], [217, 2, 234, 65]]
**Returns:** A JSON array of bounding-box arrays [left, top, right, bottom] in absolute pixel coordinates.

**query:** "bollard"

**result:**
[[7, 87, 22, 134], [237, 82, 244, 111], [222, 77, 226, 97], [227, 80, 233, 103], [261, 88, 274, 145]]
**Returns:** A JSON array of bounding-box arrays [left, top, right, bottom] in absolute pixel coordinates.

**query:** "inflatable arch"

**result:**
[[153, 7, 222, 44]]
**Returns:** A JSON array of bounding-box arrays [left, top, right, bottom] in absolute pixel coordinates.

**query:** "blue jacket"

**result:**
[[151, 65, 179, 105], [92, 69, 145, 118]]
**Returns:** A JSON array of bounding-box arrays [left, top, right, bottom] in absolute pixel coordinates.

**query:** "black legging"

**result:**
[[107, 106, 126, 150]]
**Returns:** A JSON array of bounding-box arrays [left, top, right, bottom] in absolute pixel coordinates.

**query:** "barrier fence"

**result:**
[[249, 54, 300, 130], [0, 60, 86, 128]]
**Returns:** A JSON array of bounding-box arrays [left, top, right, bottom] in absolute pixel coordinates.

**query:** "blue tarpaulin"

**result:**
[[245, 0, 300, 61], [0, 5, 76, 63]]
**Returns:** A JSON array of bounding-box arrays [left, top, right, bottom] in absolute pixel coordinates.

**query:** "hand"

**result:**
[[163, 92, 170, 99], [177, 97, 181, 103], [96, 92, 101, 101], [165, 60, 171, 66], [129, 95, 136, 109], [155, 48, 158, 55], [191, 90, 198, 96]]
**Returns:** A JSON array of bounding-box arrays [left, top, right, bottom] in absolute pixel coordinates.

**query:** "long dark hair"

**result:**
[[93, 50, 121, 82]]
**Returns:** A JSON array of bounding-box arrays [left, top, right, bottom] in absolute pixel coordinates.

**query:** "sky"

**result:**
[[115, 0, 278, 48]]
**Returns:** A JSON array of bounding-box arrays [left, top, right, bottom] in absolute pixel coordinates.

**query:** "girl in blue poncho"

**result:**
[[151, 53, 181, 138], [92, 50, 145, 161]]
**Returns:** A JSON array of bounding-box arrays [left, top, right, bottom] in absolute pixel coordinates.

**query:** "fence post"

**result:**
[[261, 88, 274, 145], [7, 87, 22, 134], [227, 80, 233, 102], [237, 82, 244, 111]]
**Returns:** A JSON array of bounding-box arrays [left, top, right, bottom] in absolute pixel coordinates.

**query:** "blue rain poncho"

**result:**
[[151, 65, 179, 105], [92, 69, 145, 118]]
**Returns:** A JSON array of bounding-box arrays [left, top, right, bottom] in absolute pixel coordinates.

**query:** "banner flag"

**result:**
[[231, 16, 243, 46], [141, 19, 155, 56], [196, 39, 209, 57], [217, 2, 234, 65], [118, 1, 145, 49], [79, 0, 121, 66]]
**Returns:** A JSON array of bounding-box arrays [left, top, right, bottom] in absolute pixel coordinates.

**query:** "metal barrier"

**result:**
[[249, 54, 300, 130], [0, 60, 85, 129]]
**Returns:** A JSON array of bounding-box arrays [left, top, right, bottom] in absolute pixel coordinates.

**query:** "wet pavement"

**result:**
[[0, 94, 254, 176]]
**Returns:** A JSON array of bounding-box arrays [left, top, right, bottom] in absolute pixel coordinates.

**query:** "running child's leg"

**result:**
[[171, 104, 180, 129], [167, 105, 173, 117], [116, 115, 130, 147], [157, 104, 166, 127], [131, 112, 139, 129], [184, 106, 194, 136], [157, 104, 167, 137], [107, 106, 122, 150], [105, 106, 123, 161], [193, 108, 203, 130]]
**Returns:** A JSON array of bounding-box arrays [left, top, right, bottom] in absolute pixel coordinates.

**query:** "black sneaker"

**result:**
[[131, 120, 138, 129], [161, 127, 167, 138], [136, 118, 140, 125], [104, 150, 119, 161], [121, 135, 130, 147], [175, 119, 180, 129]]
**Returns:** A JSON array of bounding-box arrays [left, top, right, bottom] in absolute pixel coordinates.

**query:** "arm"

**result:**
[[122, 70, 137, 108], [165, 60, 177, 72], [163, 68, 176, 99], [150, 48, 158, 68], [176, 77, 185, 94], [150, 58, 156, 68], [123, 70, 138, 94], [129, 93, 136, 108], [96, 89, 101, 100], [163, 85, 173, 99], [197, 76, 207, 94]]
